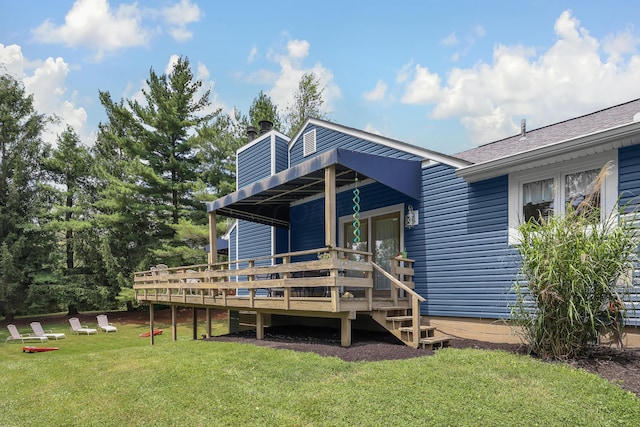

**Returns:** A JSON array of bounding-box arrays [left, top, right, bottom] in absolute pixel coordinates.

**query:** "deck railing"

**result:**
[[133, 247, 420, 317], [134, 247, 375, 307]]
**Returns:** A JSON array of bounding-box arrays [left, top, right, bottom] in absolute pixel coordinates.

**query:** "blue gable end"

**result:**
[[421, 164, 519, 319], [289, 125, 423, 167]]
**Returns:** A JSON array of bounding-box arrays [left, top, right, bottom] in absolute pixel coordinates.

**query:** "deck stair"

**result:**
[[373, 306, 450, 349]]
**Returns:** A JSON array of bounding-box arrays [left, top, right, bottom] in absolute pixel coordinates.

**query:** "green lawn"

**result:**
[[1, 316, 639, 426]]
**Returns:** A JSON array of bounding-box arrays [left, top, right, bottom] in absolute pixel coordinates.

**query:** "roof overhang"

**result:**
[[456, 121, 640, 183], [207, 148, 422, 228], [289, 118, 471, 169]]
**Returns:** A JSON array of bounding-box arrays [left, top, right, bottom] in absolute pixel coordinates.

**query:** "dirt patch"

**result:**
[[5, 310, 640, 397]]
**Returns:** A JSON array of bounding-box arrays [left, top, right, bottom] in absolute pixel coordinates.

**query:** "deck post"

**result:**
[[340, 314, 352, 347], [192, 307, 198, 340], [256, 311, 264, 340], [205, 308, 212, 338], [171, 305, 178, 341], [325, 165, 336, 248], [149, 304, 155, 346], [412, 296, 421, 348], [208, 210, 217, 265]]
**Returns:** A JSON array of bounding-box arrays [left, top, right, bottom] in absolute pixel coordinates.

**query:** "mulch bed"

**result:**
[[5, 309, 640, 397]]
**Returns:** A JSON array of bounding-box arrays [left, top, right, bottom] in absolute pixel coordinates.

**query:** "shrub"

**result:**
[[511, 166, 639, 359]]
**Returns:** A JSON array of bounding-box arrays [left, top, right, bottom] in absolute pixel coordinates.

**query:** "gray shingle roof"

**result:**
[[453, 99, 640, 164]]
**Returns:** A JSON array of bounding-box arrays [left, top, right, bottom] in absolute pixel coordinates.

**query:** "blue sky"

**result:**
[[1, 0, 640, 155]]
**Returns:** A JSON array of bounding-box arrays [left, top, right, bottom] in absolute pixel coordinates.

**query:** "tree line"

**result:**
[[0, 56, 326, 321]]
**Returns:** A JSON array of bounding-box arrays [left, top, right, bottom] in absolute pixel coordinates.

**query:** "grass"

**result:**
[[1, 316, 639, 426]]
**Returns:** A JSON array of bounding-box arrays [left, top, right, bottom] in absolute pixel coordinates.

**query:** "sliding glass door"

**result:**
[[342, 209, 402, 291]]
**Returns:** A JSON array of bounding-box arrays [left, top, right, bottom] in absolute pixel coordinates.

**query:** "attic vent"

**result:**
[[303, 129, 316, 157]]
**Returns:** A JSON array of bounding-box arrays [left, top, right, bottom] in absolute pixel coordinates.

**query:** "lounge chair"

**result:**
[[68, 317, 97, 335], [96, 314, 117, 333], [30, 321, 66, 340], [6, 324, 49, 343]]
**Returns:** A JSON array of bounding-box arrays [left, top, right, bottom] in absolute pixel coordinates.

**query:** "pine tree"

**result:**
[[0, 73, 50, 320], [249, 90, 281, 131]]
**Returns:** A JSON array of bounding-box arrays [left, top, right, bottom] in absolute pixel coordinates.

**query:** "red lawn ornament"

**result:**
[[22, 346, 59, 353], [139, 329, 163, 337]]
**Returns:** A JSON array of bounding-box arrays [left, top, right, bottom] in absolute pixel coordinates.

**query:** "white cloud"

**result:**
[[364, 123, 384, 136], [363, 80, 388, 101], [32, 0, 149, 61], [400, 65, 441, 104], [250, 38, 340, 117], [603, 27, 638, 62], [287, 39, 310, 59], [31, 0, 202, 60], [0, 44, 90, 146], [247, 47, 258, 64], [474, 25, 486, 38], [399, 10, 640, 145], [440, 32, 458, 47], [161, 0, 202, 41]]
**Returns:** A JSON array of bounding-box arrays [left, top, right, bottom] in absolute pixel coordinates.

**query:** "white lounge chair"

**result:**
[[96, 314, 117, 333], [30, 322, 66, 340], [6, 324, 49, 343], [68, 317, 97, 335]]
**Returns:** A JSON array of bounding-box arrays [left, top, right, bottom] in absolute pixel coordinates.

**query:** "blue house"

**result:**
[[134, 101, 640, 348]]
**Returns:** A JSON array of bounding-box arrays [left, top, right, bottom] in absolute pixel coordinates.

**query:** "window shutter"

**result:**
[[303, 129, 316, 157]]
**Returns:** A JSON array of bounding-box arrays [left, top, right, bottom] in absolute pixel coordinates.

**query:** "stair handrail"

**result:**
[[370, 262, 425, 302], [371, 262, 425, 348]]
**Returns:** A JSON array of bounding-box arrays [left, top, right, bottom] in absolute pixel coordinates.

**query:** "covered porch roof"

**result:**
[[207, 148, 422, 228]]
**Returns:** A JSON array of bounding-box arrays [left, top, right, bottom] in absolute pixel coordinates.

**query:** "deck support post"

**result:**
[[208, 211, 217, 265], [149, 304, 155, 346], [171, 305, 178, 341], [192, 307, 198, 340], [256, 312, 264, 340], [205, 308, 212, 338], [325, 165, 336, 248], [340, 314, 352, 347]]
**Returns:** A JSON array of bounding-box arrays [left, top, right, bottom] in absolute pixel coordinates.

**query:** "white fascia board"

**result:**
[[288, 118, 470, 169], [457, 121, 640, 183], [237, 130, 289, 155]]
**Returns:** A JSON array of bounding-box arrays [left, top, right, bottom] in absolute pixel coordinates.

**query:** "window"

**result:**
[[522, 177, 554, 223], [508, 153, 617, 244]]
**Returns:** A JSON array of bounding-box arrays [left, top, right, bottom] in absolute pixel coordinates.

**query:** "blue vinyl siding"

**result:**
[[421, 164, 519, 319], [289, 125, 422, 166], [237, 138, 271, 188], [290, 181, 418, 260], [228, 224, 237, 280], [236, 220, 272, 296], [619, 144, 640, 210], [619, 144, 640, 326], [237, 220, 272, 267], [275, 227, 289, 260], [275, 135, 289, 172]]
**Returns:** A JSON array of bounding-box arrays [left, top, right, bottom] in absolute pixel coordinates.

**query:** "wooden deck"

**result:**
[[133, 248, 444, 347]]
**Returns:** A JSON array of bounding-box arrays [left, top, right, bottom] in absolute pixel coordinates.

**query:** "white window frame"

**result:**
[[508, 151, 618, 245]]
